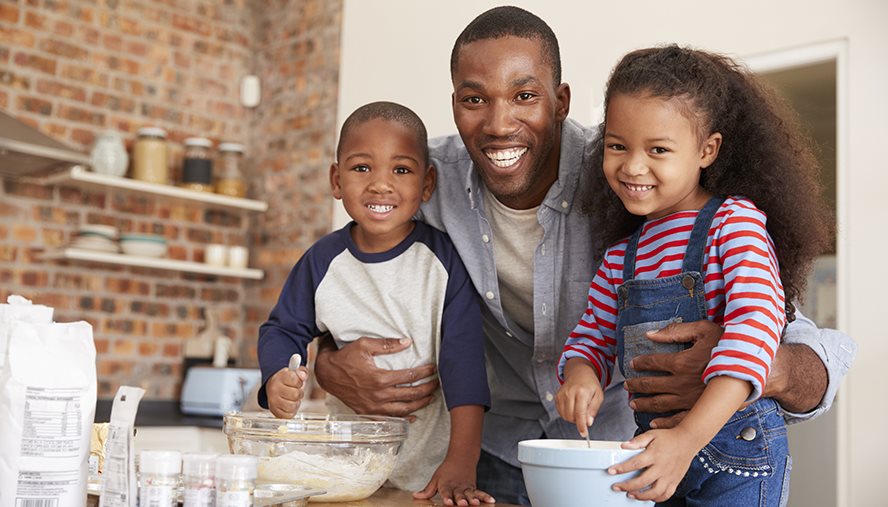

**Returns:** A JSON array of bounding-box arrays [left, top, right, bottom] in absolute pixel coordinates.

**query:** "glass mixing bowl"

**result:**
[[223, 412, 408, 502]]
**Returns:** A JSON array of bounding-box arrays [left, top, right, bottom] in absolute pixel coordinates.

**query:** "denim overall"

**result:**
[[617, 197, 792, 507]]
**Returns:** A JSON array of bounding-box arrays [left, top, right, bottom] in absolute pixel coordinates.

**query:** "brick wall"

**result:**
[[0, 0, 341, 399]]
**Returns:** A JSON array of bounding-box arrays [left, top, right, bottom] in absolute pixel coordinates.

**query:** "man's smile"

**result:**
[[484, 147, 528, 169]]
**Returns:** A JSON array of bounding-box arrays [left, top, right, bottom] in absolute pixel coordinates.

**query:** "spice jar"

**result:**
[[182, 452, 217, 507], [215, 142, 246, 198], [214, 455, 257, 507], [181, 137, 214, 193], [132, 127, 169, 184], [138, 450, 181, 507]]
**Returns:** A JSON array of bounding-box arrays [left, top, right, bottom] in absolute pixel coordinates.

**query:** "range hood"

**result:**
[[0, 110, 90, 178]]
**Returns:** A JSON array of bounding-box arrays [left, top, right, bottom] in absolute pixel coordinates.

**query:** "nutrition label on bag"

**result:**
[[21, 387, 83, 458]]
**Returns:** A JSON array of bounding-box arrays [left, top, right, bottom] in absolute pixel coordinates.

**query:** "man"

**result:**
[[314, 6, 856, 504]]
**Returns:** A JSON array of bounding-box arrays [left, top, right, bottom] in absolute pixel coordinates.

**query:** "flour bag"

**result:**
[[0, 295, 54, 372], [0, 317, 97, 507]]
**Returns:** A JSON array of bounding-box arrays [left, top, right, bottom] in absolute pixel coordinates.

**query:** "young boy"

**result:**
[[257, 102, 494, 506]]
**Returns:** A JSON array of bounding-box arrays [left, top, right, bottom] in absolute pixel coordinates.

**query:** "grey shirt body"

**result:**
[[420, 118, 857, 467]]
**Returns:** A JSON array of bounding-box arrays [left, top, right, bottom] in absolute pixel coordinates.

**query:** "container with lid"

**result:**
[[182, 452, 217, 507], [138, 450, 181, 507], [215, 142, 246, 198], [132, 127, 168, 184], [215, 455, 257, 507], [182, 137, 214, 193]]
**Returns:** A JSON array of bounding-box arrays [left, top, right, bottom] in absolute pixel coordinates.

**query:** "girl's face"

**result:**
[[602, 92, 721, 220]]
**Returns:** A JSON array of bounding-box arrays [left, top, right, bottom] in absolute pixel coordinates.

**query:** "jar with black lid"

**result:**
[[182, 137, 214, 193]]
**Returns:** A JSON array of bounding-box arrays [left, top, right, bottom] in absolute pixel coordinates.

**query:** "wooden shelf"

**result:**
[[41, 248, 264, 280], [30, 166, 268, 212]]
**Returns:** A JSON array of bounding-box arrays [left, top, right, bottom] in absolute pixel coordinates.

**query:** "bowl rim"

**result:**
[[223, 411, 409, 443]]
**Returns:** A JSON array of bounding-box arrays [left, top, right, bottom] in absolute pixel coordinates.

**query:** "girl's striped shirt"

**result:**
[[558, 196, 786, 401]]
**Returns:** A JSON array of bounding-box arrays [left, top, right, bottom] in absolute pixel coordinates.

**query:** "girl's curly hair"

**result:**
[[582, 45, 832, 322]]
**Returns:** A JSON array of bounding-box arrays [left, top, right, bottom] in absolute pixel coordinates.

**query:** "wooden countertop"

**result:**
[[311, 487, 520, 506]]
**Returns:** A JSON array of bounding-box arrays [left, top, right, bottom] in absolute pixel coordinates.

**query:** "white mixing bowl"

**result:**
[[518, 439, 653, 507]]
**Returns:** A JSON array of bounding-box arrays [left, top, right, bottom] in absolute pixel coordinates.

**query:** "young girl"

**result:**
[[556, 45, 830, 505]]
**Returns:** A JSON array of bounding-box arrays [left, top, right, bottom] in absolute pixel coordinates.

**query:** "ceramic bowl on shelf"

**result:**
[[119, 233, 167, 258]]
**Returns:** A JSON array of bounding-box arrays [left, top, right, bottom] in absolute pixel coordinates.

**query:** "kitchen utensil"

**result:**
[[223, 412, 408, 502], [518, 439, 651, 507], [119, 233, 167, 257]]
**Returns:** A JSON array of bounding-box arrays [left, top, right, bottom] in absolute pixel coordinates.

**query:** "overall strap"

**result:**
[[622, 226, 644, 283], [681, 196, 726, 273]]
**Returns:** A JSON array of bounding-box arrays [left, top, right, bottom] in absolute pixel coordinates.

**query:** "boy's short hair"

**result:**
[[450, 6, 562, 86], [337, 101, 429, 165]]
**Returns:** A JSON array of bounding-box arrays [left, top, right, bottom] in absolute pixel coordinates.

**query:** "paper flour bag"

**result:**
[[0, 295, 54, 372], [0, 319, 97, 507]]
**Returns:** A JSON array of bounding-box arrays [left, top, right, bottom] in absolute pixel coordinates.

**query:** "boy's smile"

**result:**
[[330, 118, 435, 253]]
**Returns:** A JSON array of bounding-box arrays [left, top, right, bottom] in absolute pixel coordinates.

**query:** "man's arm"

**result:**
[[313, 333, 439, 419], [625, 315, 856, 428]]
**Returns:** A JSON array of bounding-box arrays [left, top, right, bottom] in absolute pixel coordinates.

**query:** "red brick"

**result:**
[[60, 187, 106, 208], [78, 25, 99, 45], [0, 3, 18, 23], [173, 51, 190, 68], [1, 28, 36, 48], [90, 91, 136, 113], [94, 338, 109, 354], [139, 342, 159, 356], [112, 340, 136, 356], [57, 104, 104, 126], [60, 64, 109, 87], [39, 38, 89, 59], [19, 270, 48, 287], [69, 128, 95, 147], [4, 179, 53, 200], [112, 194, 156, 215], [167, 245, 187, 261], [102, 34, 124, 51], [0, 90, 6, 108], [34, 205, 78, 225], [36, 79, 86, 102], [126, 40, 149, 58], [0, 224, 7, 239], [16, 95, 52, 116], [0, 246, 15, 262], [41, 228, 65, 247], [46, 122, 67, 138], [53, 19, 74, 37], [172, 14, 212, 36], [162, 343, 181, 357]]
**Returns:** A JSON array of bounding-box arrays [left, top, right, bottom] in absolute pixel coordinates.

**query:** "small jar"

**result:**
[[138, 450, 181, 507], [215, 142, 246, 198], [132, 127, 169, 184], [181, 137, 214, 193], [182, 452, 217, 507], [214, 455, 257, 507]]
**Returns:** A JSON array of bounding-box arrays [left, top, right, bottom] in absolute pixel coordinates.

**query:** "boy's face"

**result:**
[[330, 118, 436, 253]]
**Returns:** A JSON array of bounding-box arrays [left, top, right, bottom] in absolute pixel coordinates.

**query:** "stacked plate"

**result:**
[[71, 224, 119, 253]]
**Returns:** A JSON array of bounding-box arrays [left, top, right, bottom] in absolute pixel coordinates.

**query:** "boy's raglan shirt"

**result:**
[[258, 220, 489, 409]]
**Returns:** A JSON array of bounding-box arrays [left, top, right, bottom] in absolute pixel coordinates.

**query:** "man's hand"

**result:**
[[313, 336, 438, 419], [623, 320, 723, 428], [266, 366, 308, 419]]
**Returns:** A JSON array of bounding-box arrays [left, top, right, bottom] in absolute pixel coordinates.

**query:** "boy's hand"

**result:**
[[266, 366, 308, 419], [555, 358, 604, 437], [413, 458, 495, 506], [607, 427, 696, 502]]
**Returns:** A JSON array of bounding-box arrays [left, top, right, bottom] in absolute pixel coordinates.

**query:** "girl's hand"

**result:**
[[555, 358, 605, 437], [413, 458, 495, 506], [607, 427, 697, 502]]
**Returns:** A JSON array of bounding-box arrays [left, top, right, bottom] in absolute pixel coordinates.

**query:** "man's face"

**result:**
[[451, 36, 570, 210]]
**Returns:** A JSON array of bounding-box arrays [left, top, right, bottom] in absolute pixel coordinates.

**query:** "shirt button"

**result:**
[[561, 200, 568, 209], [485, 291, 495, 300], [545, 392, 554, 402], [541, 243, 545, 256], [482, 234, 490, 243], [541, 303, 547, 315], [505, 331, 513, 337]]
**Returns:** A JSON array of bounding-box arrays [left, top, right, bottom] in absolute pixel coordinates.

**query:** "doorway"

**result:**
[[746, 41, 848, 507]]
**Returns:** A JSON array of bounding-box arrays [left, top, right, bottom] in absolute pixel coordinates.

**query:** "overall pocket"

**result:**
[[619, 317, 689, 379], [698, 399, 786, 478]]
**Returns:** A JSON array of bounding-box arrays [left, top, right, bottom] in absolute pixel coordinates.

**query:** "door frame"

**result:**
[[743, 39, 849, 507]]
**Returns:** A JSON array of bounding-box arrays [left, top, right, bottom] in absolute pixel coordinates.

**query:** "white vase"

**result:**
[[89, 132, 129, 177]]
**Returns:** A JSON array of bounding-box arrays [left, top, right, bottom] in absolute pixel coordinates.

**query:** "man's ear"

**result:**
[[422, 165, 437, 202], [555, 82, 571, 122], [329, 163, 342, 199], [700, 132, 723, 169]]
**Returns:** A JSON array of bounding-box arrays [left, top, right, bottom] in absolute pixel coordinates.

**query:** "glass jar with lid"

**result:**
[[181, 137, 214, 193], [132, 127, 168, 184], [216, 142, 246, 198]]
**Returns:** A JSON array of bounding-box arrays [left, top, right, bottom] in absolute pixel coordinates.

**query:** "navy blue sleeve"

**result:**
[[421, 225, 490, 410], [256, 229, 346, 408]]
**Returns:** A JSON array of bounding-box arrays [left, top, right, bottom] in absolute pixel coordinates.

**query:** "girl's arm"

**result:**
[[413, 405, 495, 506], [608, 376, 752, 502]]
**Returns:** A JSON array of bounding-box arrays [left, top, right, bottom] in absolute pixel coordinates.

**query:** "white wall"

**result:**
[[337, 1, 887, 505]]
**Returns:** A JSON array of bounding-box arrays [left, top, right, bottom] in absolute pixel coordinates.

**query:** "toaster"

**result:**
[[180, 366, 262, 416]]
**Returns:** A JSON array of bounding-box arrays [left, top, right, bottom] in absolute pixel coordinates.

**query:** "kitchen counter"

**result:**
[[312, 488, 520, 506], [94, 399, 223, 428]]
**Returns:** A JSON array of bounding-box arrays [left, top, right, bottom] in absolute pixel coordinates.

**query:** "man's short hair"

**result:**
[[450, 5, 562, 85], [337, 101, 429, 165]]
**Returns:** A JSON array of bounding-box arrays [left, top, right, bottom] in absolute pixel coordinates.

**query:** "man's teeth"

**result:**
[[367, 204, 394, 213], [625, 183, 654, 192], [486, 148, 528, 168]]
